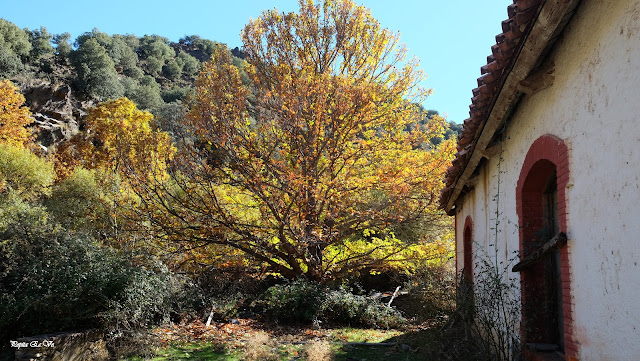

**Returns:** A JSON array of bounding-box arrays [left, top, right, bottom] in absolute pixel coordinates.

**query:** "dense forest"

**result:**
[[0, 2, 469, 359], [0, 18, 251, 149]]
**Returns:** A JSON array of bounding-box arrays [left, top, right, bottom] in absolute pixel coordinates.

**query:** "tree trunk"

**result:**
[[306, 241, 323, 281]]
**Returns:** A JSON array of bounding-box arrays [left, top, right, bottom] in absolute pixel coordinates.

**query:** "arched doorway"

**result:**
[[515, 135, 575, 358]]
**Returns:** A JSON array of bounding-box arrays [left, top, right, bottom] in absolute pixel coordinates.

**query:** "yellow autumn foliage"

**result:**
[[0, 79, 32, 148], [56, 97, 175, 180], [133, 0, 456, 280]]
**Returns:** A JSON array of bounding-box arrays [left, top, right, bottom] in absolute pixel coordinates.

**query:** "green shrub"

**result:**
[[45, 167, 110, 237], [53, 33, 72, 59], [0, 143, 54, 201], [0, 44, 24, 78], [124, 65, 144, 79], [26, 27, 54, 62], [107, 37, 138, 72], [0, 231, 131, 341], [180, 35, 218, 57], [101, 263, 205, 332], [322, 287, 406, 328], [0, 146, 205, 342], [163, 59, 183, 80], [123, 76, 164, 110], [0, 227, 204, 342], [88, 67, 125, 100], [160, 86, 189, 103], [257, 280, 406, 328], [139, 35, 174, 61], [129, 83, 164, 110], [74, 29, 112, 49], [178, 51, 200, 77], [258, 280, 325, 324], [145, 56, 163, 76], [121, 76, 138, 95]]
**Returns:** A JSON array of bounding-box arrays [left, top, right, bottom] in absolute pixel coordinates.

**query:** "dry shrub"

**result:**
[[305, 339, 333, 361], [244, 331, 278, 361]]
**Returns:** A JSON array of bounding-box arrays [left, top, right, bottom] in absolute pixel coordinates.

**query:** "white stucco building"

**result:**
[[440, 0, 640, 360]]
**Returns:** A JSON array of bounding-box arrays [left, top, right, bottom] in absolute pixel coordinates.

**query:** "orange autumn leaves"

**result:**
[[0, 80, 32, 147]]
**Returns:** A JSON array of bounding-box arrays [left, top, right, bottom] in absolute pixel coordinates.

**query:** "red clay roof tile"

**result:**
[[439, 0, 545, 211]]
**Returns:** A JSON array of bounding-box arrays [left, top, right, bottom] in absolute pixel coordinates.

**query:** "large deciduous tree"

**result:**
[[134, 0, 455, 280]]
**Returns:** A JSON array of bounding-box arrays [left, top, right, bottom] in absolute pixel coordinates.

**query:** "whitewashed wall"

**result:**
[[455, 0, 640, 359]]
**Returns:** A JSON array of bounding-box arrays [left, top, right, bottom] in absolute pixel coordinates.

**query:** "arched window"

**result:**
[[515, 135, 576, 358]]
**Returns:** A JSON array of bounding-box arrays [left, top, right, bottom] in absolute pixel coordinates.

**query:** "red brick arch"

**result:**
[[515, 134, 577, 360]]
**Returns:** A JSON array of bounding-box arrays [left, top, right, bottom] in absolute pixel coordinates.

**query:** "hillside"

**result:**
[[0, 19, 461, 153], [0, 19, 246, 150]]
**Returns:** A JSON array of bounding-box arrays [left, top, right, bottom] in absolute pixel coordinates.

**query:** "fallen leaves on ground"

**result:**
[[151, 318, 408, 347]]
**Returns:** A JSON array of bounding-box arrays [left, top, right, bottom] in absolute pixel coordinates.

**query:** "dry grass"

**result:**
[[305, 339, 333, 361], [244, 331, 278, 361]]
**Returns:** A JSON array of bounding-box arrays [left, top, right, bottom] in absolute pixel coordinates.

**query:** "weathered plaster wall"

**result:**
[[456, 0, 640, 359]]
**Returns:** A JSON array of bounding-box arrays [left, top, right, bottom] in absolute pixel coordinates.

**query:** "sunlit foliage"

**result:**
[[56, 97, 175, 179], [0, 80, 32, 147], [132, 0, 455, 280], [26, 26, 55, 61], [0, 19, 31, 59]]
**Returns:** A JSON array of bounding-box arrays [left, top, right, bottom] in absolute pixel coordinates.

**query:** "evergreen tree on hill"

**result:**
[[71, 38, 124, 100]]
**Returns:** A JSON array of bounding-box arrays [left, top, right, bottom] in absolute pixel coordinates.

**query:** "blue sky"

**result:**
[[2, 0, 512, 124]]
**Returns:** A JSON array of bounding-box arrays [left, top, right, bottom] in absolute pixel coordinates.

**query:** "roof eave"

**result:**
[[443, 0, 583, 213]]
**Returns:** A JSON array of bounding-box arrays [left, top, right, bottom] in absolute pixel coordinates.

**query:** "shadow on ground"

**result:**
[[337, 324, 485, 361]]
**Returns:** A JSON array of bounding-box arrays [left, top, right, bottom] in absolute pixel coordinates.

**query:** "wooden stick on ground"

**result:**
[[387, 286, 401, 307]]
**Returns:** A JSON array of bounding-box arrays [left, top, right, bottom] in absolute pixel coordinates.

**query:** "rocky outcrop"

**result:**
[[20, 79, 92, 150]]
